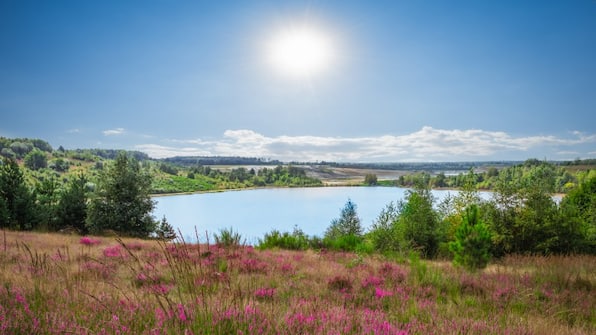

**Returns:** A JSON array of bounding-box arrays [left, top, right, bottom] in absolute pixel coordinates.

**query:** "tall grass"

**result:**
[[0, 229, 594, 334]]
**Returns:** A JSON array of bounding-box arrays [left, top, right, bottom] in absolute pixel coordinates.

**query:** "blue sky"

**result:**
[[1, 0, 595, 162]]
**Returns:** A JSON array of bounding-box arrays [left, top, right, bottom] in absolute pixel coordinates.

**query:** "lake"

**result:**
[[153, 186, 478, 244]]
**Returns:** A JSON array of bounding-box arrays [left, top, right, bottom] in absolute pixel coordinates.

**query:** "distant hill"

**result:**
[[1, 136, 594, 194], [163, 156, 282, 167]]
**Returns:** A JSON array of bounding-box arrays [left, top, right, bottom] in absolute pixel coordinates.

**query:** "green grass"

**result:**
[[0, 230, 594, 334], [152, 174, 220, 193]]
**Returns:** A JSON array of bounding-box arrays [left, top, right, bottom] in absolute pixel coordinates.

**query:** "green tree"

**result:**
[[364, 173, 378, 186], [0, 148, 15, 159], [159, 163, 179, 175], [368, 201, 404, 253], [484, 162, 577, 256], [9, 142, 32, 158], [31, 139, 52, 152], [449, 205, 492, 271], [35, 177, 60, 231], [325, 199, 363, 240], [49, 158, 70, 172], [454, 170, 482, 212], [434, 172, 447, 188], [486, 167, 499, 178], [56, 174, 89, 233], [397, 183, 443, 258], [24, 149, 48, 170], [0, 158, 37, 230], [483, 165, 528, 256], [87, 152, 156, 237], [513, 191, 559, 254], [559, 176, 596, 253], [155, 216, 177, 240]]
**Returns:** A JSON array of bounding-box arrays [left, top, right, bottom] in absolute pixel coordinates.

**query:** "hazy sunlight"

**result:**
[[266, 25, 335, 79]]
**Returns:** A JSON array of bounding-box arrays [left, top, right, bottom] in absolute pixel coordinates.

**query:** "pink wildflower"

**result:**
[[14, 291, 27, 304], [177, 304, 187, 322], [103, 245, 123, 258], [80, 236, 101, 246], [375, 287, 394, 299], [254, 287, 276, 300], [240, 258, 268, 273], [281, 263, 294, 273], [244, 304, 258, 316], [362, 275, 385, 288], [155, 308, 167, 328]]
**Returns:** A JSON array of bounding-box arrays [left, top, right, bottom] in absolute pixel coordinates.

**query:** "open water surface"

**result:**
[[153, 186, 482, 244]]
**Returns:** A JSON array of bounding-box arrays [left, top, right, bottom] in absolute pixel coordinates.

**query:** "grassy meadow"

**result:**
[[0, 230, 594, 334]]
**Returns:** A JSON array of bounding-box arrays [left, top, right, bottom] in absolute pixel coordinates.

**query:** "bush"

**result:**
[[324, 234, 363, 252], [24, 149, 47, 170], [364, 173, 378, 185], [214, 227, 243, 248], [257, 226, 310, 250]]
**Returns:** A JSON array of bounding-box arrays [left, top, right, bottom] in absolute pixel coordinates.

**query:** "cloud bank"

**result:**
[[135, 127, 596, 162]]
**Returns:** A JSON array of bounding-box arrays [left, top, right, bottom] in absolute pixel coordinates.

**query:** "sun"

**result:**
[[266, 25, 335, 79]]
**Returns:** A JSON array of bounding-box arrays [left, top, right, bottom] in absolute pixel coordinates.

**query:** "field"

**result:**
[[0, 230, 594, 334], [302, 166, 410, 185]]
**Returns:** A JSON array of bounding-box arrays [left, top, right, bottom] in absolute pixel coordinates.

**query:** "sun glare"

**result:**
[[266, 25, 335, 79]]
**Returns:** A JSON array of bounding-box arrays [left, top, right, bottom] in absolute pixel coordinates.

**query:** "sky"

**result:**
[[1, 0, 595, 162]]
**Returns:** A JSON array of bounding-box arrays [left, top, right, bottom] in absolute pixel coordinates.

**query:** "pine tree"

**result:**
[[0, 158, 37, 230], [325, 199, 362, 239], [56, 174, 89, 233], [156, 216, 177, 241], [449, 205, 492, 271]]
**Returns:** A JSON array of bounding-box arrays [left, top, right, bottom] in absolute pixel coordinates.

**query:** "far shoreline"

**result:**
[[150, 183, 359, 198], [151, 183, 566, 199]]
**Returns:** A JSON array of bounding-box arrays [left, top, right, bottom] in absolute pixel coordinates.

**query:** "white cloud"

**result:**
[[136, 127, 596, 161], [102, 128, 126, 136]]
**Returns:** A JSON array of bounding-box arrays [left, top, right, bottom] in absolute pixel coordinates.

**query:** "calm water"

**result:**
[[153, 186, 472, 244]]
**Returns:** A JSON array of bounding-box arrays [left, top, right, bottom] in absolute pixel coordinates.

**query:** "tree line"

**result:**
[[163, 156, 283, 167], [259, 170, 595, 270], [0, 153, 174, 238], [392, 159, 594, 194], [185, 165, 322, 187], [0, 137, 322, 195], [0, 137, 149, 163]]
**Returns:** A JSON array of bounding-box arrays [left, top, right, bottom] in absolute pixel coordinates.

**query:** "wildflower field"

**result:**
[[0, 230, 594, 334]]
